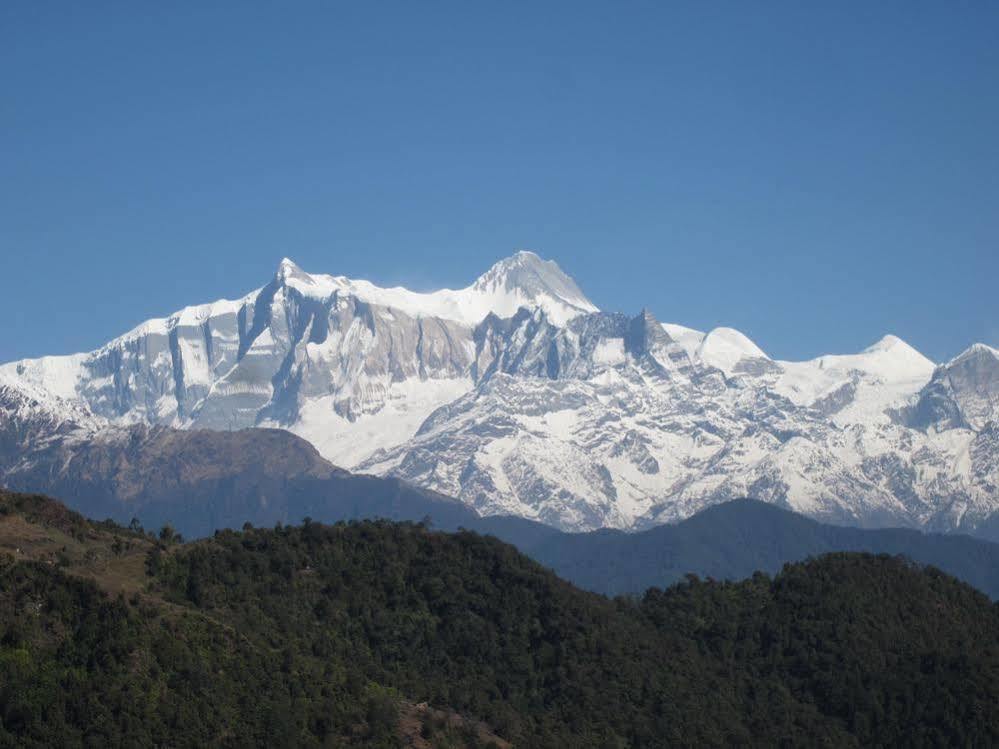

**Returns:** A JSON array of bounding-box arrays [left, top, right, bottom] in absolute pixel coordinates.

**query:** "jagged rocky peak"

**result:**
[[471, 306, 569, 383], [941, 343, 999, 426], [900, 342, 998, 433], [948, 342, 999, 368], [624, 309, 673, 356]]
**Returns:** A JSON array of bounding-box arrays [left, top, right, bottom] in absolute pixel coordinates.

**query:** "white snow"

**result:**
[[112, 295, 252, 344], [177, 338, 213, 387], [277, 251, 598, 327], [661, 323, 705, 360], [0, 368, 105, 432], [696, 327, 769, 375], [0, 353, 87, 401], [281, 377, 474, 468], [774, 334, 935, 411], [3, 249, 998, 536], [947, 342, 999, 366], [592, 338, 627, 365]]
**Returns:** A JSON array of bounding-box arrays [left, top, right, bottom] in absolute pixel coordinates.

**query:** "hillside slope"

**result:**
[[2, 491, 999, 747]]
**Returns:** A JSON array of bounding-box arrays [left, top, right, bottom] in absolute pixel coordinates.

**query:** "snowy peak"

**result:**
[[860, 334, 935, 374], [471, 251, 597, 323], [276, 256, 301, 276], [697, 327, 770, 376], [473, 251, 585, 298], [263, 251, 596, 327], [0, 250, 600, 440], [778, 334, 935, 389], [661, 323, 705, 360], [274, 257, 314, 286], [948, 342, 999, 368], [847, 335, 935, 382], [918, 342, 999, 431], [863, 334, 907, 354]]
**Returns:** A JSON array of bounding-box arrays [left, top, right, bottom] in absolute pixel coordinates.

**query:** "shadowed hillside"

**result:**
[[513, 499, 999, 597]]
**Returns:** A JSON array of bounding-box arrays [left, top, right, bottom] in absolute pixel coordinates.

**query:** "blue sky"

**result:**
[[2, 2, 996, 363]]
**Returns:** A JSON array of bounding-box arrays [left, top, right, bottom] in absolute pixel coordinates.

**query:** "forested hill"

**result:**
[[2, 490, 999, 748]]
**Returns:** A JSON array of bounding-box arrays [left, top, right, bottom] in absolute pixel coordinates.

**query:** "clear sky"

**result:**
[[2, 2, 996, 364]]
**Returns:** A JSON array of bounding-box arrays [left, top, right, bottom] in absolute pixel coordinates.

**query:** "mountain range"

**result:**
[[1, 251, 997, 536]]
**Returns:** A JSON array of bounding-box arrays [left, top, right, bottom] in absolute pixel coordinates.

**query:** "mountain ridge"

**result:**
[[1, 252, 996, 535], [517, 498, 999, 597]]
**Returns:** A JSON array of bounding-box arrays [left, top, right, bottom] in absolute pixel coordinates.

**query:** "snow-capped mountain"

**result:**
[[1, 251, 592, 465], [356, 311, 954, 530], [1, 252, 996, 534]]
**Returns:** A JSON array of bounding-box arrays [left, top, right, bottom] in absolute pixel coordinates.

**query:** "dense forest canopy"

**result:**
[[1, 491, 998, 747]]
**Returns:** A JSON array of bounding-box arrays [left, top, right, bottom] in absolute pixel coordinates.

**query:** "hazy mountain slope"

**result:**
[[519, 499, 999, 597]]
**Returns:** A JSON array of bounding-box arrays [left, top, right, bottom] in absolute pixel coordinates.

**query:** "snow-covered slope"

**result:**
[[357, 307, 965, 531], [696, 327, 773, 376], [1, 252, 996, 535], [266, 251, 596, 327], [0, 251, 593, 467]]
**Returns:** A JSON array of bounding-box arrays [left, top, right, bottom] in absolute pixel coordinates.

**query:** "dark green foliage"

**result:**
[[0, 491, 94, 537], [642, 555, 999, 747], [0, 555, 391, 748], [151, 522, 999, 747], [2, 515, 999, 747]]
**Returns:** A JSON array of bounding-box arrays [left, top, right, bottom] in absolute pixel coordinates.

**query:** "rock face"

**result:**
[[903, 344, 999, 432], [2, 252, 997, 535]]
